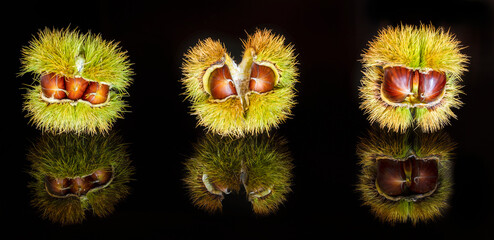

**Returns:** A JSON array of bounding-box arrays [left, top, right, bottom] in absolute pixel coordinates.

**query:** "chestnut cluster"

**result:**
[[376, 156, 438, 198], [44, 169, 113, 197], [382, 66, 446, 105], [40, 73, 110, 105], [209, 63, 276, 100]]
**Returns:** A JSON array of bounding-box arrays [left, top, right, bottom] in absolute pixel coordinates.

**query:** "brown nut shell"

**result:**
[[65, 77, 89, 100], [209, 65, 237, 99], [381, 66, 413, 103], [40, 73, 66, 99], [83, 82, 110, 105], [249, 63, 276, 93], [418, 70, 446, 104]]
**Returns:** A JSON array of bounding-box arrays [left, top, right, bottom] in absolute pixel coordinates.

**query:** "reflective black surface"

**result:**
[[4, 0, 494, 239]]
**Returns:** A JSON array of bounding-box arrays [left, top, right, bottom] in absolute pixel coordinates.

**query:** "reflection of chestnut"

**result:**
[[209, 66, 237, 99], [89, 169, 112, 186], [410, 158, 438, 194], [40, 73, 66, 99], [418, 70, 446, 104], [381, 66, 413, 103], [376, 157, 438, 197], [249, 63, 276, 93], [376, 158, 406, 196], [70, 177, 92, 196], [65, 77, 89, 100], [83, 82, 110, 105], [45, 176, 70, 196]]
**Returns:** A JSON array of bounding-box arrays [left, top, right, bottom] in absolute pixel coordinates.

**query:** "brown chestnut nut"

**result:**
[[83, 82, 110, 105], [40, 73, 66, 99], [249, 63, 276, 93], [381, 66, 413, 103], [209, 65, 237, 99], [418, 70, 446, 104], [65, 77, 89, 100], [376, 158, 406, 196]]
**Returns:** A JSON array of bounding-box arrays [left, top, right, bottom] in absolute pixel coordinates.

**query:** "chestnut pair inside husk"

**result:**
[[381, 66, 446, 106], [208, 62, 277, 100]]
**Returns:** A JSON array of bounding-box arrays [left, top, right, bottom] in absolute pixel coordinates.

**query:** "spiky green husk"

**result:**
[[356, 129, 455, 224], [20, 27, 133, 89], [27, 132, 134, 225], [23, 86, 128, 134], [20, 27, 133, 134], [182, 29, 298, 137], [359, 24, 468, 132], [183, 134, 293, 214]]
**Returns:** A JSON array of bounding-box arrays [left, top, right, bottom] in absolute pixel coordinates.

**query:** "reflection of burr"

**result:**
[[183, 134, 293, 215], [356, 128, 455, 224], [27, 132, 133, 225]]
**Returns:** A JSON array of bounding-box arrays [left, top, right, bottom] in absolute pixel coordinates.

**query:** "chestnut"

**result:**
[[418, 70, 446, 103], [83, 82, 110, 105], [65, 77, 89, 100], [45, 176, 70, 196], [87, 168, 112, 187], [40, 73, 66, 99], [70, 177, 92, 196], [376, 158, 406, 196], [381, 66, 413, 103], [209, 65, 237, 99], [249, 63, 276, 93], [409, 158, 438, 194]]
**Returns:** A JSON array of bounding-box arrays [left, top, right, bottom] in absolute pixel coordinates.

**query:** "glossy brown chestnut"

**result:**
[[83, 82, 110, 105], [418, 70, 446, 103], [65, 77, 89, 100], [382, 66, 413, 103], [209, 65, 237, 99], [376, 158, 407, 196], [249, 63, 276, 93], [40, 73, 66, 99], [409, 158, 438, 194]]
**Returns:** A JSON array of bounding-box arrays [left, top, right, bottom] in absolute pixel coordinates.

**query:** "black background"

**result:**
[[4, 0, 494, 239]]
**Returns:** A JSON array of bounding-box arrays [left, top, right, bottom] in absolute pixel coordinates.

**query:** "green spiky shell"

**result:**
[[359, 24, 468, 132], [182, 29, 298, 137], [183, 134, 293, 214], [27, 132, 134, 225], [356, 128, 455, 224], [20, 27, 133, 134]]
